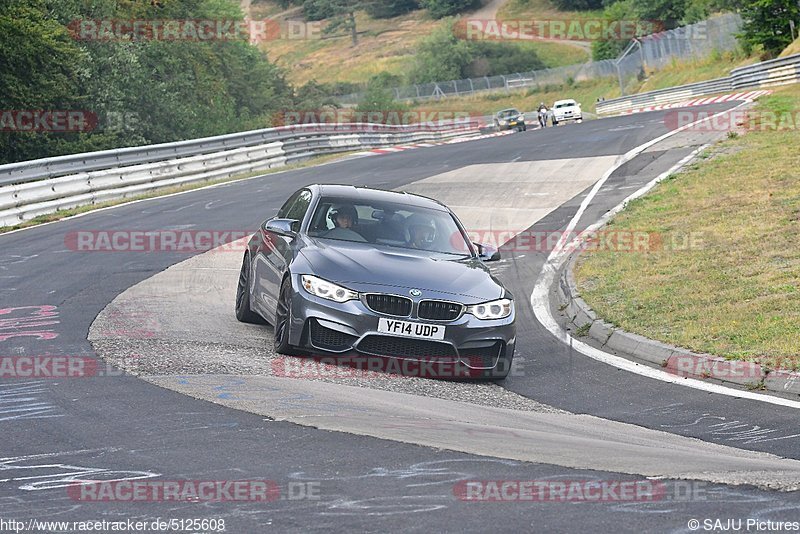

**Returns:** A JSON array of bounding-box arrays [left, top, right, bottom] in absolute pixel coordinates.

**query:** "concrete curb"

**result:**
[[556, 252, 800, 397]]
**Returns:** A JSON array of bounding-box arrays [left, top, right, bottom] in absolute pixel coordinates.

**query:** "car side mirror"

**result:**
[[263, 218, 299, 236], [474, 242, 501, 262]]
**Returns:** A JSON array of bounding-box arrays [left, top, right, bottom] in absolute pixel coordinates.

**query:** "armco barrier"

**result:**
[[0, 122, 481, 227], [730, 53, 800, 89], [596, 77, 733, 115], [596, 53, 800, 115]]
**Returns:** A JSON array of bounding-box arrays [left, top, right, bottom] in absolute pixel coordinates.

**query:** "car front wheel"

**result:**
[[274, 278, 301, 355], [235, 252, 265, 324]]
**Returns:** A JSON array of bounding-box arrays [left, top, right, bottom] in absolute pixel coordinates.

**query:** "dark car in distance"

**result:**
[[493, 108, 527, 132], [235, 185, 516, 379]]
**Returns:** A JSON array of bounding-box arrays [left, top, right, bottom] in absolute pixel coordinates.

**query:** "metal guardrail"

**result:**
[[730, 53, 800, 89], [0, 122, 483, 227], [595, 76, 733, 115], [596, 53, 800, 115]]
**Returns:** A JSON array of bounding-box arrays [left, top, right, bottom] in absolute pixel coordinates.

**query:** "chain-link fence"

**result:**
[[615, 13, 742, 95], [335, 13, 743, 104]]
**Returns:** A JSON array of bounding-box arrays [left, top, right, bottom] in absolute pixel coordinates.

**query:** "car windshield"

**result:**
[[555, 102, 576, 108], [308, 196, 472, 256], [497, 109, 520, 118]]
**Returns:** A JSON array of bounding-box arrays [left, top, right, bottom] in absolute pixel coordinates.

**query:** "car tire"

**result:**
[[274, 277, 302, 355], [235, 252, 266, 324]]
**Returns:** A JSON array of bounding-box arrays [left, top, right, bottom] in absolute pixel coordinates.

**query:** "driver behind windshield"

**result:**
[[405, 214, 437, 250]]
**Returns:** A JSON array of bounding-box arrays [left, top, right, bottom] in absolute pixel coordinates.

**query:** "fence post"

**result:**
[[637, 39, 646, 72]]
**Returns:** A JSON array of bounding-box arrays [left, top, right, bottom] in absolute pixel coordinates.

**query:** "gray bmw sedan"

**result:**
[[235, 184, 515, 379]]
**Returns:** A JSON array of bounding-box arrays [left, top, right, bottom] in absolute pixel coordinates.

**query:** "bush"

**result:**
[[464, 42, 545, 77], [408, 21, 545, 83], [419, 0, 480, 19], [551, 0, 604, 9], [303, 0, 336, 21], [365, 0, 419, 18], [355, 79, 408, 114], [408, 21, 473, 82]]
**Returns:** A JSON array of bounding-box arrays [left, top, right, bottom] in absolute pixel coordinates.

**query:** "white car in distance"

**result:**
[[552, 99, 582, 125]]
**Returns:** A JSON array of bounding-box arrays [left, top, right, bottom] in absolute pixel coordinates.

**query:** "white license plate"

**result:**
[[378, 318, 445, 340]]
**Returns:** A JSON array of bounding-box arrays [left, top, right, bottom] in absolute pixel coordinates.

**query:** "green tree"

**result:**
[[0, 0, 294, 163], [591, 0, 640, 60], [0, 1, 90, 163], [355, 82, 405, 114], [365, 0, 419, 18], [408, 20, 473, 82], [305, 0, 372, 45], [418, 0, 480, 19], [551, 0, 604, 9], [465, 41, 545, 77], [739, 0, 800, 56]]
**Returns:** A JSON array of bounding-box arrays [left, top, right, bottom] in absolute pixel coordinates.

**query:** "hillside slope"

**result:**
[[251, 0, 590, 86]]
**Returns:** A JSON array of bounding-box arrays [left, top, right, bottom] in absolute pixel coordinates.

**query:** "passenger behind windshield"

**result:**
[[319, 204, 366, 242]]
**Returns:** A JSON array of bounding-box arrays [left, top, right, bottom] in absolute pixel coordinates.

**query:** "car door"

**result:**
[[253, 189, 312, 321]]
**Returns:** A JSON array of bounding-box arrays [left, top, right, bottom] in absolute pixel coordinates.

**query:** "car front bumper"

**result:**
[[287, 275, 516, 373]]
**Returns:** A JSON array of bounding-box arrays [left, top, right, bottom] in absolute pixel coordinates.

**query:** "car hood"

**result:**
[[298, 238, 505, 302]]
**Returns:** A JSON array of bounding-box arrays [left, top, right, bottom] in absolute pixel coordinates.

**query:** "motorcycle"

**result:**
[[538, 109, 548, 128]]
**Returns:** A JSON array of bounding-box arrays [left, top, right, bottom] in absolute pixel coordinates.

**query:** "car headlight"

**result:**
[[467, 298, 513, 320], [301, 275, 358, 303], [517, 115, 524, 121]]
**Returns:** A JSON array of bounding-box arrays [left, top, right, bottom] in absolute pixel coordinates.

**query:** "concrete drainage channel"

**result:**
[[88, 111, 800, 489]]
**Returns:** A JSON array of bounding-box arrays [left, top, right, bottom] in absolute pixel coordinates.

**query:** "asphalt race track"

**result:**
[[2, 102, 799, 532]]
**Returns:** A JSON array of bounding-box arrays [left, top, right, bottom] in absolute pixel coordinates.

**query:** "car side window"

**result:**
[[284, 189, 312, 222], [277, 190, 302, 218]]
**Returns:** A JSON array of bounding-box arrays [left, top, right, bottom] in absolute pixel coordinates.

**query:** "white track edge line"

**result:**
[[530, 99, 800, 409]]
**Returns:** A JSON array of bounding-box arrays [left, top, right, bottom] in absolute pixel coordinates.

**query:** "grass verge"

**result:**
[[573, 84, 800, 371], [0, 151, 354, 234]]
